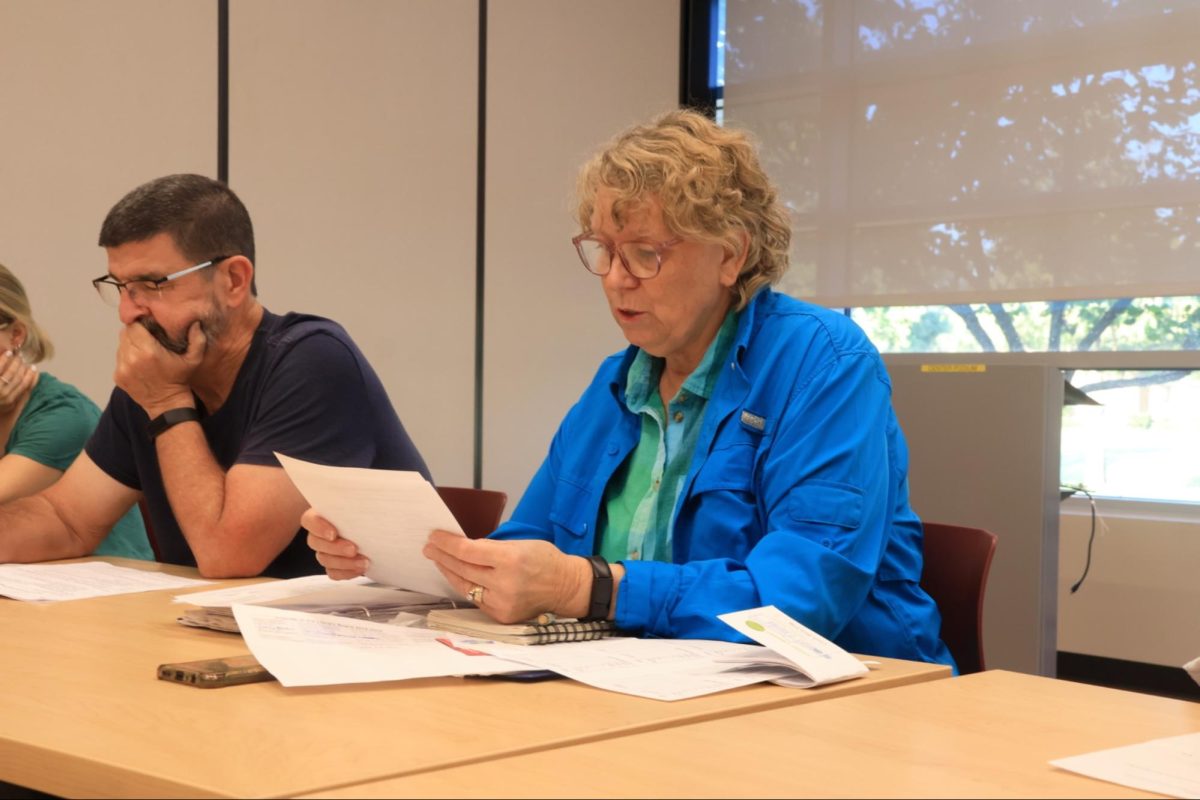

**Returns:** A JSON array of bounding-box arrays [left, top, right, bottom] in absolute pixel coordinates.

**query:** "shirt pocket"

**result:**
[[788, 479, 864, 530], [691, 444, 756, 494], [547, 477, 593, 541], [686, 444, 760, 560]]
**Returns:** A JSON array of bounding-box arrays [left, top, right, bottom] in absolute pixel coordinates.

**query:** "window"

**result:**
[[704, 0, 1200, 504]]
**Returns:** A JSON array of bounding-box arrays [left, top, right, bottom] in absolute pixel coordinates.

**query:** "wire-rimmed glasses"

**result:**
[[571, 234, 681, 279], [91, 256, 232, 306]]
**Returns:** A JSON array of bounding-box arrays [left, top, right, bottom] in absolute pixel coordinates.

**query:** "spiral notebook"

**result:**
[[425, 608, 616, 645]]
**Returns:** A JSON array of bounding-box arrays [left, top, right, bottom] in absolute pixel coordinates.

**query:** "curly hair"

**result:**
[[576, 109, 791, 309]]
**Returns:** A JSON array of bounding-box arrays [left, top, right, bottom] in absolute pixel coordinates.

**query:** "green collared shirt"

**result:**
[[599, 310, 739, 563]]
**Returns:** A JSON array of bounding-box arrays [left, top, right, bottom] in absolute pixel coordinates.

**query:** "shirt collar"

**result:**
[[622, 307, 740, 412]]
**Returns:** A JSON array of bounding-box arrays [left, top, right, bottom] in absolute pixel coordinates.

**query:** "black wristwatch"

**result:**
[[582, 555, 614, 622], [147, 407, 202, 440]]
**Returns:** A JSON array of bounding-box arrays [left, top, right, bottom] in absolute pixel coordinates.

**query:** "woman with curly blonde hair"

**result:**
[[308, 110, 952, 668]]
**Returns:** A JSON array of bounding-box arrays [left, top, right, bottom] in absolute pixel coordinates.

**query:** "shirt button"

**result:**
[[673, 411, 684, 423], [607, 443, 619, 455], [653, 479, 661, 490], [630, 550, 640, 559]]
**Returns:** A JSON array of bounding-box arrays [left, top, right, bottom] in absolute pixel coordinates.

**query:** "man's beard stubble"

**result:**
[[139, 308, 228, 356]]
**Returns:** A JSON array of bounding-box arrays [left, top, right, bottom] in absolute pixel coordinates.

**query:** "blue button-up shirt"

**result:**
[[492, 288, 953, 667]]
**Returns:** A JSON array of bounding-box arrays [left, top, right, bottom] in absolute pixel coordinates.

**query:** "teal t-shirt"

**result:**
[[6, 372, 152, 560]]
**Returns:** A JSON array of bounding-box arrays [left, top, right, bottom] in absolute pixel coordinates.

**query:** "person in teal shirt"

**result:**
[[0, 263, 150, 559]]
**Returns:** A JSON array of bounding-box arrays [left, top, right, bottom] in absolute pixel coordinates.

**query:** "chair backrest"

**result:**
[[436, 486, 508, 540], [919, 521, 998, 675]]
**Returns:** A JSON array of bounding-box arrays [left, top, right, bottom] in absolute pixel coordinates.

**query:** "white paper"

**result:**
[[232, 604, 525, 687], [460, 636, 796, 701], [276, 453, 464, 598], [1050, 732, 1200, 799], [717, 605, 869, 687], [174, 574, 364, 607], [0, 562, 211, 602]]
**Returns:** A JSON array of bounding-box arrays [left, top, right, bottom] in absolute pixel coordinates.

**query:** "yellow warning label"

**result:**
[[920, 364, 987, 373]]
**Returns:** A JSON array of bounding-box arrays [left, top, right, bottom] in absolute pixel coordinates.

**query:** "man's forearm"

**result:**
[[0, 493, 92, 563], [153, 421, 236, 573]]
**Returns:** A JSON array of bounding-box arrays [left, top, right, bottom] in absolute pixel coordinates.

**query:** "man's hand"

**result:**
[[115, 321, 204, 417], [303, 508, 370, 580], [0, 351, 38, 416], [423, 532, 592, 623]]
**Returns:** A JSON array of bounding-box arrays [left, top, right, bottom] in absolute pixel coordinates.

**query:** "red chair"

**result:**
[[919, 521, 998, 675], [137, 497, 163, 562], [436, 486, 508, 540]]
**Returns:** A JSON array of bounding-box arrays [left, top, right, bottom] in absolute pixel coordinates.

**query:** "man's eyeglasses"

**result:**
[[91, 256, 232, 307], [571, 235, 681, 280]]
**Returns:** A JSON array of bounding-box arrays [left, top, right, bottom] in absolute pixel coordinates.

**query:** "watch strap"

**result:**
[[582, 555, 614, 622], [147, 407, 202, 440]]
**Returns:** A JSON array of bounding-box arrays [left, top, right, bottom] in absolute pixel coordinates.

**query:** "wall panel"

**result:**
[[483, 0, 680, 507], [0, 0, 216, 404], [229, 0, 478, 485]]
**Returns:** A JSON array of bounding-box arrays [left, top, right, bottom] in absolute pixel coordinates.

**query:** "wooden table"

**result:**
[[0, 558, 950, 798], [309, 670, 1200, 798]]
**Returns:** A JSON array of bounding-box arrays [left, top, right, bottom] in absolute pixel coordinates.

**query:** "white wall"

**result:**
[[483, 0, 680, 508], [229, 0, 479, 486], [0, 0, 680, 503], [1058, 507, 1200, 668], [0, 0, 215, 404]]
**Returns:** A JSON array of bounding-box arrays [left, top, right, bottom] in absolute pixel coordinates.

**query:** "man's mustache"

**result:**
[[138, 317, 190, 355]]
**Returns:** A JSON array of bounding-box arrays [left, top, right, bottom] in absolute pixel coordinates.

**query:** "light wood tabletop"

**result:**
[[306, 669, 1200, 799], [0, 558, 949, 799]]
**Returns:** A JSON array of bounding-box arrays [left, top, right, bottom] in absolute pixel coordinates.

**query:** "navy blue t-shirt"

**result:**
[[85, 309, 431, 578]]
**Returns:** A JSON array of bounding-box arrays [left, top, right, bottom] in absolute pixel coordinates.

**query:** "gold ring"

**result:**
[[467, 584, 485, 605]]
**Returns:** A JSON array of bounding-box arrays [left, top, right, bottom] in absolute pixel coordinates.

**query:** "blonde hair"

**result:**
[[0, 263, 53, 363], [576, 108, 791, 309]]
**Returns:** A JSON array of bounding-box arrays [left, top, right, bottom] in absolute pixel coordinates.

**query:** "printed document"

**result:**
[[233, 603, 526, 687], [717, 605, 870, 687], [174, 574, 359, 607], [1050, 732, 1200, 799], [276, 453, 464, 598], [234, 604, 525, 686], [460, 636, 796, 701], [0, 562, 211, 602], [174, 574, 457, 633]]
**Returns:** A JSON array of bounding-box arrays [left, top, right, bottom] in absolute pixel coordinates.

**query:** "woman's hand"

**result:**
[[423, 531, 592, 623], [302, 507, 369, 580], [0, 351, 37, 415]]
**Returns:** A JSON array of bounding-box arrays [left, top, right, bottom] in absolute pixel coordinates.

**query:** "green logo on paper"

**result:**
[[745, 620, 766, 632]]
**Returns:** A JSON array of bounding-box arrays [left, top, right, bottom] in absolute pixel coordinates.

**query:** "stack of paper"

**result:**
[[233, 601, 874, 701], [175, 575, 461, 633], [0, 562, 211, 602]]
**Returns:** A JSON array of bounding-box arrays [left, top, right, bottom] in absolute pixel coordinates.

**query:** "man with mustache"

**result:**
[[0, 174, 430, 577]]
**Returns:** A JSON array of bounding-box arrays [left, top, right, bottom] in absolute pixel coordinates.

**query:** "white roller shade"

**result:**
[[724, 0, 1200, 307]]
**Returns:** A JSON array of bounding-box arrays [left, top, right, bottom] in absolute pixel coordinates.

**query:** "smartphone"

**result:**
[[157, 655, 273, 688]]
